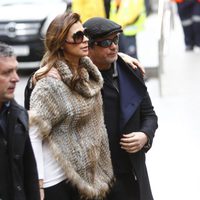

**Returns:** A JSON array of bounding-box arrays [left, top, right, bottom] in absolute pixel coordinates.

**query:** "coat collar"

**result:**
[[56, 56, 103, 98], [117, 56, 147, 129]]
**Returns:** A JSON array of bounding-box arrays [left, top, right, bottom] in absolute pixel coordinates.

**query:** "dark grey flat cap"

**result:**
[[83, 17, 122, 40]]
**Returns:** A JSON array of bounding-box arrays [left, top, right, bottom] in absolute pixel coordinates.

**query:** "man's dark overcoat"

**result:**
[[0, 100, 40, 200], [102, 56, 158, 200]]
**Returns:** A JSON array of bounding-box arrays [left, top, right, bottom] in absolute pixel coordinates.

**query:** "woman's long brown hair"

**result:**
[[35, 12, 82, 87]]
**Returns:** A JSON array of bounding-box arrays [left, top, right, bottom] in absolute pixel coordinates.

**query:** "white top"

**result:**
[[29, 125, 66, 188]]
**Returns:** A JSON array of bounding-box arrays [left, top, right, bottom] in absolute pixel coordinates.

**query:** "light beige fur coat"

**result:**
[[29, 57, 114, 199]]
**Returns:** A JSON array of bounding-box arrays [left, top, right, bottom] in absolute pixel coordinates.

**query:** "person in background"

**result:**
[[0, 42, 40, 200], [66, 0, 72, 11], [83, 17, 158, 200], [109, 0, 146, 58], [71, 0, 106, 22], [28, 12, 114, 200], [104, 0, 111, 18], [144, 0, 152, 16], [173, 0, 200, 51]]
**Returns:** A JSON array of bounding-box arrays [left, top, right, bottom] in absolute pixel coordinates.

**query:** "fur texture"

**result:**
[[29, 57, 114, 199]]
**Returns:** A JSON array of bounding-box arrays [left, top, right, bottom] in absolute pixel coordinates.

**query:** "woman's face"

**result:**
[[64, 21, 89, 61]]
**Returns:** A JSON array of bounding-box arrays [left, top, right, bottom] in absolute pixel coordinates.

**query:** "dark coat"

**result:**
[[0, 100, 40, 200], [103, 56, 158, 200]]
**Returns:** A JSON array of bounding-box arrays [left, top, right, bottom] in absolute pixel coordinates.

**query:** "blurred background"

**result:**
[[1, 0, 200, 199]]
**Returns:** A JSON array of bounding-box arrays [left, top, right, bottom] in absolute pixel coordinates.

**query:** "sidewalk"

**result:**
[[139, 13, 200, 200]]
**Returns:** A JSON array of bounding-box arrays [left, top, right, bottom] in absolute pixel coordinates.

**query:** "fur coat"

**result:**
[[29, 56, 114, 199]]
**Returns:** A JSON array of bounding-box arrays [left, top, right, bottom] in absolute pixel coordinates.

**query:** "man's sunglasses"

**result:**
[[94, 35, 119, 48], [65, 30, 88, 44]]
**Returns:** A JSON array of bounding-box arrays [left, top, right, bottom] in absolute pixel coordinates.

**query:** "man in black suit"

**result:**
[[0, 42, 40, 200], [84, 17, 158, 200]]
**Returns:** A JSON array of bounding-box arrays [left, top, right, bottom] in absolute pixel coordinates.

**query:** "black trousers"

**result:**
[[44, 180, 80, 200], [105, 173, 140, 200], [44, 174, 140, 200]]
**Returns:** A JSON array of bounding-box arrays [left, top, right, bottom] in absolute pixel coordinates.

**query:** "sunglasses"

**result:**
[[65, 30, 88, 44], [94, 35, 119, 48]]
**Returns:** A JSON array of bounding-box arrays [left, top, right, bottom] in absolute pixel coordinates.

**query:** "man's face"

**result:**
[[0, 56, 19, 107], [88, 33, 119, 70]]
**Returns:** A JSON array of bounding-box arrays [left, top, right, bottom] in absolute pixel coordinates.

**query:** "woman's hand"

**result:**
[[32, 66, 61, 86], [118, 52, 145, 76]]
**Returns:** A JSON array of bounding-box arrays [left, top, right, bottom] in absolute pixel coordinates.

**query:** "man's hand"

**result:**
[[118, 52, 145, 76], [120, 132, 148, 153]]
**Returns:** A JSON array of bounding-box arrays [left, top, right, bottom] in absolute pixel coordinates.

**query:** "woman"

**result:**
[[29, 12, 114, 200]]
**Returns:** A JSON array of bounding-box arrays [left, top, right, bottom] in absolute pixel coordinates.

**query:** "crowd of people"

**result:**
[[0, 1, 158, 200]]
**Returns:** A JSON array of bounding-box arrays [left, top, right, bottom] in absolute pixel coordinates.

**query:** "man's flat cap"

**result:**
[[83, 17, 122, 40]]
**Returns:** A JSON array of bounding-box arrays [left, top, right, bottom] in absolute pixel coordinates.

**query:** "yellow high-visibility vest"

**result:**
[[109, 0, 146, 36], [72, 0, 106, 23]]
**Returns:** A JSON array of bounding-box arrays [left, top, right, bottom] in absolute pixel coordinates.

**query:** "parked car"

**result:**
[[0, 0, 68, 68]]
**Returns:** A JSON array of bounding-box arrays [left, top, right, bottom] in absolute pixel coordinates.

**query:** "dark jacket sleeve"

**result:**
[[24, 73, 34, 110], [18, 106, 40, 200], [9, 102, 40, 200], [139, 91, 158, 151], [23, 131, 40, 200], [118, 56, 158, 151], [125, 62, 158, 150]]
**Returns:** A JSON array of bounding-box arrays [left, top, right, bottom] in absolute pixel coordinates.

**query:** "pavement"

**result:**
[[137, 12, 200, 200]]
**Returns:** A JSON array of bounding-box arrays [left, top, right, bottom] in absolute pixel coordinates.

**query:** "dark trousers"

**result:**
[[105, 173, 140, 200], [44, 180, 80, 200]]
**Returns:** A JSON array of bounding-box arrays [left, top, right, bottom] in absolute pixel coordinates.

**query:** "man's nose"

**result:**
[[11, 71, 20, 82]]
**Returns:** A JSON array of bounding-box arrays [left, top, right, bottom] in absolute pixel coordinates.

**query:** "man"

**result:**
[[83, 17, 158, 200], [0, 42, 40, 200], [173, 0, 200, 51], [24, 17, 157, 200]]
